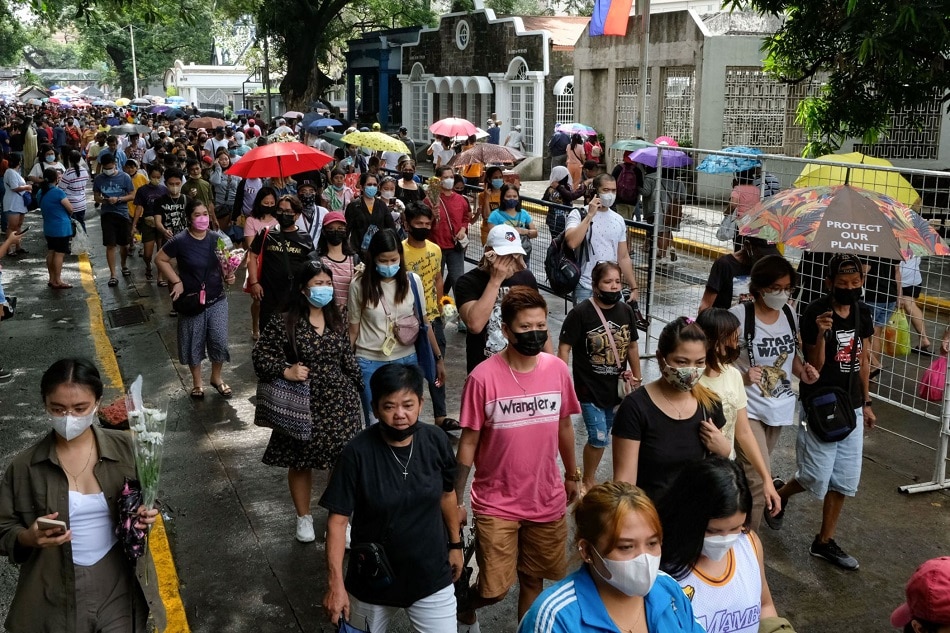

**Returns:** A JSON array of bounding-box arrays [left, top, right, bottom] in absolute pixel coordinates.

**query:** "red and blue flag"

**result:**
[[589, 0, 633, 36]]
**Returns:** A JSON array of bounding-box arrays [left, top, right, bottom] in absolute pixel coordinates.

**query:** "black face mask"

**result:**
[[597, 290, 623, 305], [832, 287, 863, 304], [300, 193, 317, 205], [379, 421, 419, 443], [409, 226, 431, 242], [276, 214, 296, 229], [511, 330, 548, 357], [324, 230, 347, 246], [722, 345, 741, 365], [401, 171, 414, 181]]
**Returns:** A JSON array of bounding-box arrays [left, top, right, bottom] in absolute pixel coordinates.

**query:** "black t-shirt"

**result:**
[[250, 229, 315, 312], [318, 424, 456, 608], [800, 295, 874, 407], [454, 268, 539, 373], [344, 198, 396, 258], [153, 194, 189, 235], [160, 232, 224, 301], [133, 183, 167, 217], [560, 300, 639, 408], [863, 257, 897, 303], [705, 253, 753, 309], [612, 387, 725, 503]]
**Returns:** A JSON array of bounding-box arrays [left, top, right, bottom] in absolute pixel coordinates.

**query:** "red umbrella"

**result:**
[[226, 142, 333, 179], [429, 117, 477, 138]]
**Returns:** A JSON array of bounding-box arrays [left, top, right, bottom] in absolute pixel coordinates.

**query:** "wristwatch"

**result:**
[[447, 541, 463, 550], [864, 401, 873, 407], [566, 467, 582, 482]]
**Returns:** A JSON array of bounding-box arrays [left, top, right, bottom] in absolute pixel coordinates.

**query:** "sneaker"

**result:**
[[0, 367, 12, 381], [669, 247, 678, 262], [763, 478, 786, 530], [810, 536, 859, 571], [458, 619, 480, 633], [296, 515, 315, 543], [439, 417, 463, 433]]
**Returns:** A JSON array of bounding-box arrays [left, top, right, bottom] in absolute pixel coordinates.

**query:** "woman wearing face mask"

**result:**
[[477, 166, 505, 246], [37, 168, 74, 289], [657, 457, 778, 633], [395, 159, 424, 205], [28, 144, 65, 184], [695, 308, 783, 522], [209, 149, 240, 233], [558, 262, 641, 492], [613, 317, 730, 502], [348, 229, 445, 425], [486, 184, 537, 265], [156, 200, 237, 398], [253, 261, 363, 543], [0, 358, 165, 632], [379, 176, 407, 239], [318, 212, 357, 320], [244, 187, 280, 340], [59, 149, 89, 231], [2, 154, 31, 253], [345, 172, 396, 261], [320, 364, 462, 632], [322, 168, 355, 213], [728, 255, 820, 531], [519, 481, 704, 633]]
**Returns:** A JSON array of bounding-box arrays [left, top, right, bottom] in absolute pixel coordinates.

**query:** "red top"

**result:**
[[426, 191, 472, 250]]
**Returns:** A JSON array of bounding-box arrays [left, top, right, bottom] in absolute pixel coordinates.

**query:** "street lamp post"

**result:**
[[129, 25, 139, 97]]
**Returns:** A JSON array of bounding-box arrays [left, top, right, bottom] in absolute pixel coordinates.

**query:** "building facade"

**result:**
[[163, 60, 265, 112]]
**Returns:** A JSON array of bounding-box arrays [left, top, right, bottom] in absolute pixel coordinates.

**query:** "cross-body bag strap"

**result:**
[[744, 302, 798, 368], [440, 198, 457, 236], [589, 300, 624, 370], [847, 300, 859, 402]]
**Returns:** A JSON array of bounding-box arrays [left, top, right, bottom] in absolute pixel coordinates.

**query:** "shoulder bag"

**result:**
[[253, 314, 313, 441], [410, 275, 437, 383], [590, 300, 632, 399], [440, 198, 469, 250], [379, 283, 421, 347], [172, 238, 216, 316], [800, 302, 859, 442]]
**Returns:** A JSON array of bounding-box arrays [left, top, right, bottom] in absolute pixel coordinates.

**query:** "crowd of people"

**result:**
[[0, 100, 944, 633]]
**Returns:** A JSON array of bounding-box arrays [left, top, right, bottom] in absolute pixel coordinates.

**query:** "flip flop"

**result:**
[[157, 280, 169, 287], [913, 346, 934, 356], [190, 387, 205, 399], [144, 266, 153, 281], [121, 267, 132, 276], [107, 278, 119, 287], [210, 382, 233, 398], [869, 368, 882, 380]]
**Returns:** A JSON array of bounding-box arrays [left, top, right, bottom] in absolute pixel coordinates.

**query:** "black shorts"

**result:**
[[45, 235, 71, 254], [101, 213, 131, 247], [902, 285, 922, 299]]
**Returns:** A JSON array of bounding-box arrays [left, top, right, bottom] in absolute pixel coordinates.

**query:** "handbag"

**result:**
[[716, 213, 739, 241], [253, 315, 313, 441], [590, 299, 632, 400], [337, 617, 369, 633], [440, 198, 469, 250], [379, 290, 420, 346], [410, 276, 437, 383], [348, 542, 395, 590], [918, 355, 947, 402]]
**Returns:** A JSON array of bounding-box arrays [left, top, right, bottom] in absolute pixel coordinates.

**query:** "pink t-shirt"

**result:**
[[460, 352, 581, 522], [244, 216, 277, 240]]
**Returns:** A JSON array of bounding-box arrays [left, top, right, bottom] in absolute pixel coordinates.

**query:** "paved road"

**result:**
[[0, 208, 947, 632]]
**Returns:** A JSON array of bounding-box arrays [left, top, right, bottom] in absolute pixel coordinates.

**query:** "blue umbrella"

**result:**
[[696, 146, 763, 174], [106, 117, 120, 126], [311, 117, 341, 128], [49, 84, 62, 90], [627, 146, 693, 168], [167, 96, 186, 103], [236, 109, 254, 116]]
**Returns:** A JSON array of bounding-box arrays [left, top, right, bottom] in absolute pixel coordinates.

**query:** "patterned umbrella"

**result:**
[[449, 144, 524, 167], [794, 152, 921, 209], [340, 131, 409, 154], [557, 122, 596, 136], [148, 105, 170, 114], [737, 185, 950, 260], [429, 117, 477, 138], [626, 146, 693, 168], [697, 146, 763, 174]]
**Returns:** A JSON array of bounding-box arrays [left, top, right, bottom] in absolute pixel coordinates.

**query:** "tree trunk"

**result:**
[[105, 44, 133, 97]]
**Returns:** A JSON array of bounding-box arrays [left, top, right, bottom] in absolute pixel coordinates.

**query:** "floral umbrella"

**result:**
[[449, 143, 524, 167], [737, 185, 950, 260]]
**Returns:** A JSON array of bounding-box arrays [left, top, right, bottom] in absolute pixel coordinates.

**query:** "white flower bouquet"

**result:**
[[126, 376, 167, 510]]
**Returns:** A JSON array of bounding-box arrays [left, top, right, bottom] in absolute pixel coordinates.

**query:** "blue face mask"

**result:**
[[307, 285, 334, 308], [503, 198, 519, 209], [376, 262, 400, 278], [364, 185, 378, 198], [491, 178, 504, 189]]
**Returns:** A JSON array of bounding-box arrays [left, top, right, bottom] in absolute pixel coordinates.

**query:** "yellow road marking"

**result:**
[[79, 253, 191, 632]]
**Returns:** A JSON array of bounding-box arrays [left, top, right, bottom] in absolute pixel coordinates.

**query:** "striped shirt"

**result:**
[[59, 165, 90, 213]]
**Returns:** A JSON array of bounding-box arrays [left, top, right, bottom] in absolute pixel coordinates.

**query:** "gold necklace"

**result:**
[[504, 350, 537, 394], [59, 442, 95, 489], [613, 599, 646, 633], [660, 387, 688, 419]]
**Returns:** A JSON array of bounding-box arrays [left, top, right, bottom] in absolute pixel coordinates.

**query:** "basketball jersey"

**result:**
[[677, 532, 762, 633]]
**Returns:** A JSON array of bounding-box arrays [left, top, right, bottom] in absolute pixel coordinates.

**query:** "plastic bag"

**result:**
[[918, 355, 947, 402], [71, 221, 90, 255], [884, 308, 911, 357], [716, 213, 739, 241]]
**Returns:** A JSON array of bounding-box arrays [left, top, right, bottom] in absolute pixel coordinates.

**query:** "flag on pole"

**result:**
[[589, 0, 634, 36]]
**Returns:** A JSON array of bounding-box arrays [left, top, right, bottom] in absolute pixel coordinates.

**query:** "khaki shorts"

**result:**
[[473, 514, 568, 599]]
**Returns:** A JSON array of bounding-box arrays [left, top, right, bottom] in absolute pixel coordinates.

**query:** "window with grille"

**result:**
[[615, 69, 652, 140], [508, 59, 535, 154], [409, 63, 428, 143], [722, 67, 786, 152], [853, 96, 943, 160], [661, 67, 695, 145], [555, 81, 574, 125]]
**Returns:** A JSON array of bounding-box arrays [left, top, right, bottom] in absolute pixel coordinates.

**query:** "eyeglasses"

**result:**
[[765, 285, 795, 293], [47, 403, 96, 417]]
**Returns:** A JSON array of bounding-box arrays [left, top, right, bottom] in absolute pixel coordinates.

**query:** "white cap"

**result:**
[[485, 224, 526, 257], [514, 124, 522, 131]]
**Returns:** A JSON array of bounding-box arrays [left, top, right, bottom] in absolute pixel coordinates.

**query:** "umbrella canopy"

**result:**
[[449, 144, 524, 167], [320, 131, 346, 149], [696, 146, 763, 174], [654, 136, 679, 147], [310, 118, 341, 129], [49, 84, 62, 90], [110, 123, 150, 136], [166, 96, 186, 103], [794, 152, 921, 209], [610, 139, 653, 152], [188, 117, 227, 130], [162, 109, 187, 120], [236, 109, 254, 116], [737, 185, 950, 260], [430, 117, 477, 138], [114, 98, 131, 107], [198, 110, 225, 118], [149, 105, 170, 114], [451, 127, 489, 142], [281, 110, 304, 120], [131, 98, 150, 106], [556, 122, 596, 136], [627, 146, 693, 168], [226, 142, 333, 179], [339, 131, 409, 154]]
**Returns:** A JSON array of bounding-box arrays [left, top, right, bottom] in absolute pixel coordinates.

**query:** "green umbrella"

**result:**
[[610, 139, 653, 152], [320, 131, 346, 149]]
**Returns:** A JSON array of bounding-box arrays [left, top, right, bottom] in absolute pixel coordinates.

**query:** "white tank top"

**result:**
[[68, 491, 118, 567], [677, 532, 762, 633]]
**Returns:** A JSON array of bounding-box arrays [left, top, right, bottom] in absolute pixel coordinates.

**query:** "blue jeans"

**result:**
[[573, 286, 593, 306], [428, 318, 447, 419], [357, 353, 419, 426], [580, 402, 616, 448], [441, 247, 465, 297]]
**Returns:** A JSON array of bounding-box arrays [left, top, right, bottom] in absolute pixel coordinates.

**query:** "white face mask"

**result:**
[[441, 178, 455, 190], [380, 189, 395, 200], [598, 193, 616, 209], [761, 289, 790, 310], [701, 533, 741, 561], [590, 547, 660, 597], [103, 168, 117, 176], [49, 407, 98, 441]]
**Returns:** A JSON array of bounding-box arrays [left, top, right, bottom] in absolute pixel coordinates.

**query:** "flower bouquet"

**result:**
[[125, 375, 167, 511], [216, 236, 246, 290], [440, 296, 459, 327], [426, 175, 443, 206]]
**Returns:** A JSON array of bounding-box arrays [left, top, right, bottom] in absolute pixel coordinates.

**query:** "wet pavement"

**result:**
[[0, 201, 946, 633]]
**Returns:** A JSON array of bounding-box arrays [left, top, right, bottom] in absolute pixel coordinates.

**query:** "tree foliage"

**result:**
[[731, 0, 950, 156]]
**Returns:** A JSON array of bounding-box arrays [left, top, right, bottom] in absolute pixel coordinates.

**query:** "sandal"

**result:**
[[52, 283, 73, 289], [145, 265, 153, 281], [210, 382, 233, 398], [869, 368, 882, 380], [190, 387, 205, 399], [107, 278, 119, 287], [121, 267, 132, 277], [157, 279, 169, 287]]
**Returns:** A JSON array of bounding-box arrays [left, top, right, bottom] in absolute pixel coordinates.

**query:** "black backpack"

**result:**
[[544, 215, 590, 296]]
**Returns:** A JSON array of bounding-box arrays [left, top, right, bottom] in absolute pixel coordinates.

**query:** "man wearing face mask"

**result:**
[[294, 176, 328, 244], [699, 236, 781, 312], [563, 174, 640, 305], [767, 254, 874, 571], [456, 287, 581, 632], [93, 153, 135, 287]]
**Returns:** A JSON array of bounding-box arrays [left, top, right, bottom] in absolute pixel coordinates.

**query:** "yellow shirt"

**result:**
[[401, 239, 442, 321], [128, 172, 148, 216]]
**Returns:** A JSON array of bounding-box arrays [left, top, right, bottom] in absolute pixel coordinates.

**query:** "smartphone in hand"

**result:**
[[37, 517, 67, 534]]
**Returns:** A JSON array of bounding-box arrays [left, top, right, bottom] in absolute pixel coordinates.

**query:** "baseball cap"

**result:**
[[485, 224, 526, 257], [826, 253, 864, 279], [297, 176, 319, 190], [891, 557, 950, 628], [323, 211, 346, 227], [514, 124, 522, 131], [201, 155, 213, 164]]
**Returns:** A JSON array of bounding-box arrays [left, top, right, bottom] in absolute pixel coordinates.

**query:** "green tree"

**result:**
[[732, 0, 950, 156], [0, 4, 28, 67]]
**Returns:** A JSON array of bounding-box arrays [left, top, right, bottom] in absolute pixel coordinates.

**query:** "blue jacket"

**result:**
[[519, 566, 705, 633]]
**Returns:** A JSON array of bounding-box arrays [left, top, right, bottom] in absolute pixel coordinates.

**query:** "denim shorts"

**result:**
[[580, 402, 615, 449], [795, 407, 863, 498], [865, 301, 896, 328]]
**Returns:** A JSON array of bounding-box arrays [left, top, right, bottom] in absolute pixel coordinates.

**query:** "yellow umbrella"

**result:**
[[114, 97, 131, 107], [339, 131, 409, 154], [795, 152, 921, 209]]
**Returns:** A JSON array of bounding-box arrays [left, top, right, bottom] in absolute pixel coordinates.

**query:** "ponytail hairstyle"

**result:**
[[40, 167, 59, 195], [67, 149, 83, 177], [656, 316, 719, 411]]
